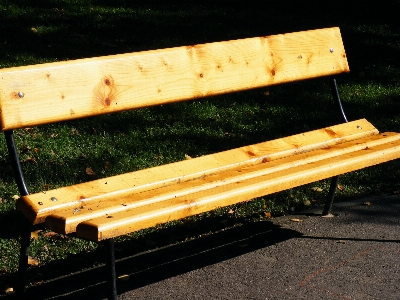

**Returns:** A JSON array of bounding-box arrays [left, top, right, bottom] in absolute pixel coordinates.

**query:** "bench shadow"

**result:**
[[2, 220, 301, 300], [0, 211, 26, 240]]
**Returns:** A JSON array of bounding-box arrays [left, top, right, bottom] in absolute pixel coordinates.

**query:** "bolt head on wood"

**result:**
[[18, 91, 24, 98]]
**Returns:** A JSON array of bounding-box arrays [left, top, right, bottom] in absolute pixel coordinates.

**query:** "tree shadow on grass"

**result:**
[[1, 0, 399, 65]]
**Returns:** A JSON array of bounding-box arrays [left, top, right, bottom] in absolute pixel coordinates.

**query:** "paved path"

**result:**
[[4, 195, 400, 299]]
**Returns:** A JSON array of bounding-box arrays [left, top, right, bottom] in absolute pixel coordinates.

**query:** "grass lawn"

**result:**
[[0, 0, 399, 292]]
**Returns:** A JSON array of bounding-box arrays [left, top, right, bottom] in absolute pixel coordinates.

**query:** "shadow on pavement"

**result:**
[[3, 220, 302, 300]]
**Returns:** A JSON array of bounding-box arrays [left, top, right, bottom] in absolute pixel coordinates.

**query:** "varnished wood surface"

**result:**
[[0, 27, 348, 130], [17, 119, 376, 224], [67, 131, 400, 241], [47, 131, 400, 238]]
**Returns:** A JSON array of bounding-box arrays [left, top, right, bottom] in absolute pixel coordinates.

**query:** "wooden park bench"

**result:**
[[2, 27, 400, 299]]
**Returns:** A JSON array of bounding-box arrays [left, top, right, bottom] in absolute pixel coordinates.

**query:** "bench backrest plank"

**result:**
[[0, 27, 348, 130]]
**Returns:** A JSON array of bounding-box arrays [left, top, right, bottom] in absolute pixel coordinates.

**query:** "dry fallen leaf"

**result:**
[[303, 200, 311, 206], [104, 161, 111, 171], [228, 209, 234, 214], [28, 256, 39, 267], [5, 287, 14, 294], [31, 27, 38, 33], [311, 187, 323, 192], [12, 195, 20, 200], [290, 218, 303, 223], [71, 128, 79, 135], [363, 201, 371, 206], [264, 212, 271, 218], [86, 167, 95, 175], [25, 156, 37, 163], [118, 274, 130, 281], [30, 231, 41, 240], [337, 184, 344, 191], [185, 154, 192, 160], [43, 231, 58, 238]]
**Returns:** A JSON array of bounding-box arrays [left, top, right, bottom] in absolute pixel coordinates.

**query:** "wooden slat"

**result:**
[[0, 27, 348, 130], [17, 119, 376, 224], [69, 132, 400, 241], [46, 131, 400, 236]]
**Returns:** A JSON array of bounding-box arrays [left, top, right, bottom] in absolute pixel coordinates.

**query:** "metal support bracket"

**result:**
[[4, 130, 29, 196], [330, 77, 348, 123], [323, 77, 349, 216], [104, 239, 117, 300], [4, 130, 31, 293]]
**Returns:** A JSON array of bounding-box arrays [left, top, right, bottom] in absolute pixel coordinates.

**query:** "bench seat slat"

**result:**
[[45, 131, 400, 237], [67, 132, 400, 241], [0, 27, 348, 130], [17, 119, 376, 224]]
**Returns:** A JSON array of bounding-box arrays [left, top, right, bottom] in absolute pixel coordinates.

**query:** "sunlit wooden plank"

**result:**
[[74, 133, 400, 241], [0, 27, 348, 130], [17, 119, 375, 224]]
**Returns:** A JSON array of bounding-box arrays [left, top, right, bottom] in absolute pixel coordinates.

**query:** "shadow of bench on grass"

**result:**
[[2, 220, 302, 300]]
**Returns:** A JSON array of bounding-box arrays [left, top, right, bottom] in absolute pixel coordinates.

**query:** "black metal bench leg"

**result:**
[[104, 238, 117, 300], [322, 176, 339, 216], [16, 218, 32, 294]]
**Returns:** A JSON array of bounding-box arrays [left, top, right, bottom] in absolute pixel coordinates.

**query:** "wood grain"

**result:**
[[47, 131, 400, 236], [71, 131, 400, 241], [0, 27, 348, 130], [17, 119, 376, 224]]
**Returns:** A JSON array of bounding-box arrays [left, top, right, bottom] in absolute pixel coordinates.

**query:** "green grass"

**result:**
[[1, 0, 400, 292]]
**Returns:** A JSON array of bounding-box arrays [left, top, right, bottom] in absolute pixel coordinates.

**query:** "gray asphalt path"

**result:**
[[119, 195, 400, 300], [4, 195, 400, 299]]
